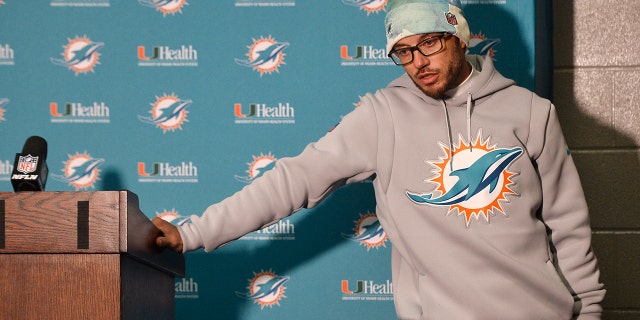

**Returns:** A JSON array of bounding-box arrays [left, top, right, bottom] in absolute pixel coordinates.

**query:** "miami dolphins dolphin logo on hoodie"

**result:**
[[407, 130, 522, 226]]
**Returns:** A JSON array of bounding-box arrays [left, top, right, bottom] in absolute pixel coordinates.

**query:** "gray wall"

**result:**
[[552, 0, 640, 318]]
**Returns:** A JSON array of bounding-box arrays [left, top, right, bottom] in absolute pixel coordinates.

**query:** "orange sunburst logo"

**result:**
[[156, 208, 190, 225], [151, 93, 189, 133], [246, 152, 277, 179], [157, 0, 188, 16], [60, 152, 103, 190], [240, 269, 289, 309], [59, 36, 103, 75], [351, 212, 387, 250], [156, 208, 180, 221], [244, 36, 287, 76], [0, 107, 5, 121], [416, 131, 520, 226], [469, 32, 499, 59], [360, 0, 387, 15]]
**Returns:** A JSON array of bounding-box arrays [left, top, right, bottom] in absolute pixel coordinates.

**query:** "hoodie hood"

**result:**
[[387, 55, 514, 107], [388, 54, 516, 169]]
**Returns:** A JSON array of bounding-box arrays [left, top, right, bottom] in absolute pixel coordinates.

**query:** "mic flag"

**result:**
[[11, 136, 49, 192]]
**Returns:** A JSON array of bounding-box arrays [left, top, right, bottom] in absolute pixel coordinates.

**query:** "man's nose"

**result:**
[[411, 49, 430, 68]]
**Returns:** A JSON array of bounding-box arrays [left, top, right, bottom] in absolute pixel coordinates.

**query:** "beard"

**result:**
[[411, 41, 468, 99]]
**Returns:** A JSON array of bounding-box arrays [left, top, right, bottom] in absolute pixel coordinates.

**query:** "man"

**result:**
[[153, 0, 606, 318]]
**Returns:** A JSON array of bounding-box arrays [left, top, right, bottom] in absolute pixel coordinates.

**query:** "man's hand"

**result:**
[[152, 217, 184, 253]]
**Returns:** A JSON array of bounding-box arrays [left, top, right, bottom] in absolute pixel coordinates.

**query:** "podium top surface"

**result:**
[[0, 190, 184, 277]]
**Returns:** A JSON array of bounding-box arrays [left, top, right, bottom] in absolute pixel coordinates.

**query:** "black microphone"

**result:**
[[11, 136, 49, 192]]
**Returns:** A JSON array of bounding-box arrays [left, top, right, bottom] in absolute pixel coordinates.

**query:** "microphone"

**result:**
[[11, 136, 49, 192]]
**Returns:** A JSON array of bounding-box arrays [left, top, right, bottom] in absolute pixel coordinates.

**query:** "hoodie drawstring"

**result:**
[[441, 92, 474, 171], [440, 100, 455, 171], [467, 92, 473, 152]]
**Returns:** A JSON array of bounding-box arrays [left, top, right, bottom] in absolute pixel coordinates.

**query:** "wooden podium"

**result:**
[[0, 190, 185, 320]]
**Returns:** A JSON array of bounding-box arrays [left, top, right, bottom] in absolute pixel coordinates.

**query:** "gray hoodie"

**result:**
[[178, 55, 605, 319]]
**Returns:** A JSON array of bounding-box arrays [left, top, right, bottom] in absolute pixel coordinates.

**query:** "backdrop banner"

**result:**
[[0, 1, 539, 319]]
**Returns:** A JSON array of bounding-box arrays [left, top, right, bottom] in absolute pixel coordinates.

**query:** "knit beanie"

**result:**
[[385, 0, 470, 53]]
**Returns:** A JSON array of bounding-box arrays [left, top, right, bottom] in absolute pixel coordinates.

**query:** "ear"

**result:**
[[456, 36, 468, 50]]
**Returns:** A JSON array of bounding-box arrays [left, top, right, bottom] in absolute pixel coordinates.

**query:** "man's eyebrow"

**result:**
[[394, 34, 439, 49]]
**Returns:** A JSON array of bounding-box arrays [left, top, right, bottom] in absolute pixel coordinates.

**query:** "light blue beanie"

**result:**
[[385, 0, 470, 52]]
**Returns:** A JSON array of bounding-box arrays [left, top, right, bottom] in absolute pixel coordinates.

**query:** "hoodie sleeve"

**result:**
[[529, 98, 605, 319], [177, 99, 379, 252]]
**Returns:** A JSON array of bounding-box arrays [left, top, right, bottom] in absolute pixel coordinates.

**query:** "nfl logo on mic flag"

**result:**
[[17, 155, 38, 174]]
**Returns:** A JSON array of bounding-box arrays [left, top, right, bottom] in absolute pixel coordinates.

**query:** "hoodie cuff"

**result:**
[[177, 223, 204, 253]]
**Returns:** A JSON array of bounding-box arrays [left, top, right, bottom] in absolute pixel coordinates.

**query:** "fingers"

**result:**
[[151, 217, 184, 253]]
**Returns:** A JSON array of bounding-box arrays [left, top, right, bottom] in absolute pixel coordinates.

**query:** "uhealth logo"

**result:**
[[50, 0, 110, 7], [340, 44, 393, 66], [342, 0, 387, 15], [234, 102, 295, 124], [175, 277, 199, 299], [0, 43, 14, 65], [51, 152, 105, 190], [236, 269, 290, 309], [138, 161, 199, 183], [241, 218, 295, 241], [137, 44, 198, 67], [50, 36, 104, 75], [234, 152, 277, 184], [138, 0, 188, 16], [341, 278, 393, 301], [50, 101, 110, 123], [235, 36, 289, 76], [342, 212, 387, 251], [0, 98, 8, 121], [0, 159, 12, 181], [138, 93, 191, 133]]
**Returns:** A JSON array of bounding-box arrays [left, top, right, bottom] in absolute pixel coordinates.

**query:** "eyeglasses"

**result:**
[[388, 33, 449, 65]]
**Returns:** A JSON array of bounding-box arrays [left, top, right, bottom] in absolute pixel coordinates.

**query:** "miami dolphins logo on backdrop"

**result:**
[[467, 32, 500, 59], [156, 209, 191, 226], [236, 269, 290, 309], [407, 131, 522, 226], [138, 0, 188, 16], [341, 0, 387, 15], [50, 36, 104, 75], [234, 36, 289, 76], [52, 152, 105, 190], [234, 152, 277, 184], [138, 93, 191, 133], [342, 212, 387, 250]]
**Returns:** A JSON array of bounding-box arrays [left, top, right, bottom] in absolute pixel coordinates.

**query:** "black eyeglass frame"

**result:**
[[388, 33, 450, 66]]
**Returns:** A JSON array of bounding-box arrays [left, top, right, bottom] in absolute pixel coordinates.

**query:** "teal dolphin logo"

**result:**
[[341, 0, 376, 6], [138, 99, 192, 125], [235, 42, 289, 68], [236, 275, 290, 301], [234, 160, 276, 184], [343, 219, 384, 242], [407, 147, 522, 206], [137, 0, 175, 7], [342, 212, 387, 250], [468, 38, 500, 57], [50, 42, 104, 67], [52, 158, 105, 184]]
